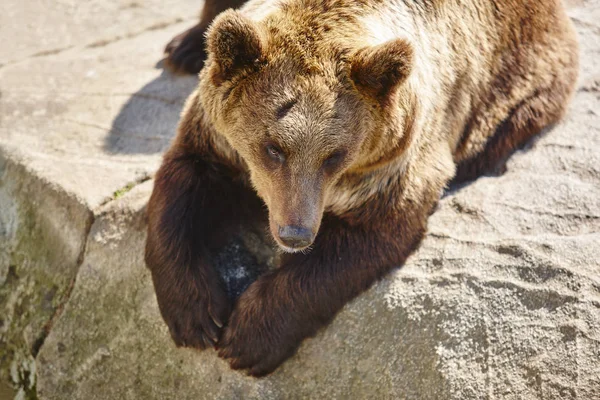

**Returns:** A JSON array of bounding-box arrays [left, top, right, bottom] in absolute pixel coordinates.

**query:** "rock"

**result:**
[[0, 3, 198, 396], [1, 0, 600, 399], [0, 151, 93, 398], [0, 0, 200, 64]]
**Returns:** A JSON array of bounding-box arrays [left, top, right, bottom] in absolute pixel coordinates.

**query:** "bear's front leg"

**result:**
[[146, 146, 263, 349], [164, 24, 208, 74], [164, 0, 248, 74], [218, 199, 432, 376]]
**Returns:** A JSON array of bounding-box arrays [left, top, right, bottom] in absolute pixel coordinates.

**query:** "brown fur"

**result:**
[[149, 0, 579, 376]]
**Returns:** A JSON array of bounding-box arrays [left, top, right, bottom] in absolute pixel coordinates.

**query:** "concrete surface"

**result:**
[[1, 0, 599, 399]]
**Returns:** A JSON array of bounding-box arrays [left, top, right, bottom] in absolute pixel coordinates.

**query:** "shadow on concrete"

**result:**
[[444, 124, 555, 197], [104, 69, 198, 154]]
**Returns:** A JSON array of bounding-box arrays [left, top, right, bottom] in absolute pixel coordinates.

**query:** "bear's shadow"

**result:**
[[104, 69, 198, 155]]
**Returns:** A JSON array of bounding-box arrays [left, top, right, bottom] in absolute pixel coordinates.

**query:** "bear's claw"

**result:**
[[163, 25, 207, 74], [217, 277, 300, 377], [163, 277, 231, 351]]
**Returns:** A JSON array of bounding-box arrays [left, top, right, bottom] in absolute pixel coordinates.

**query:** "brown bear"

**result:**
[[147, 0, 579, 376]]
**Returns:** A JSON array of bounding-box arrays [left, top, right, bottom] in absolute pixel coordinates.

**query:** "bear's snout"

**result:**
[[277, 225, 314, 250]]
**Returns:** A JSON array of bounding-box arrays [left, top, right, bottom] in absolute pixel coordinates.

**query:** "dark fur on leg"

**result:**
[[145, 144, 265, 348], [164, 0, 248, 74]]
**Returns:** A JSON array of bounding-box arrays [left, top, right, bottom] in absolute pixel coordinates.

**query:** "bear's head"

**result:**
[[198, 10, 414, 252]]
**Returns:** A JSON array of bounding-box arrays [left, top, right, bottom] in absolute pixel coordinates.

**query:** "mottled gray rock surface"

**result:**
[[1, 0, 599, 399]]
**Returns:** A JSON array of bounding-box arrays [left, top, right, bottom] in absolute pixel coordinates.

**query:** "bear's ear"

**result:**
[[350, 39, 413, 105], [206, 10, 264, 84]]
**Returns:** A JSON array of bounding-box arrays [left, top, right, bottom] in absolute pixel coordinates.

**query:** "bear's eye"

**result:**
[[265, 144, 285, 163], [323, 151, 346, 169]]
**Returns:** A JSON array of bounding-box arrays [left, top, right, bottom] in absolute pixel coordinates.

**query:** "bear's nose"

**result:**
[[278, 225, 313, 249]]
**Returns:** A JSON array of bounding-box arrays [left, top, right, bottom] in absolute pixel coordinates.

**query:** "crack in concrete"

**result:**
[[99, 174, 152, 207], [397, 268, 589, 306], [0, 16, 195, 71], [491, 201, 600, 220], [540, 142, 594, 151], [63, 118, 171, 145], [28, 173, 152, 397], [3, 91, 188, 107], [85, 17, 192, 50], [27, 200, 96, 360], [30, 268, 80, 358], [31, 46, 76, 58], [129, 92, 187, 106], [571, 16, 600, 34], [63, 118, 113, 132], [579, 80, 600, 93], [0, 45, 76, 70], [22, 211, 95, 400]]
